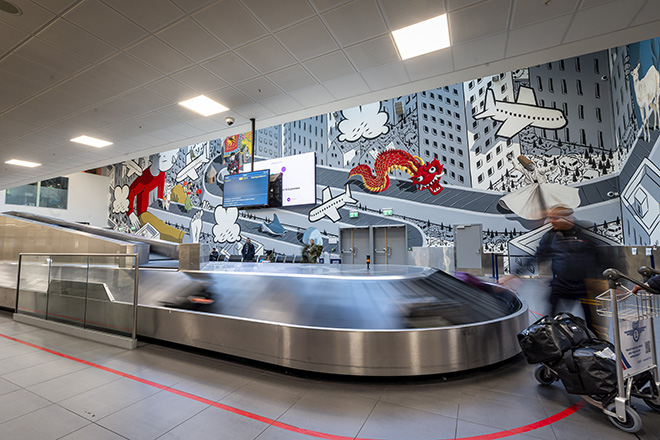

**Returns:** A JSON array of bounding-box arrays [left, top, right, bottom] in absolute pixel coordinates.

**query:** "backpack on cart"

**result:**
[[517, 313, 596, 364], [553, 339, 618, 396]]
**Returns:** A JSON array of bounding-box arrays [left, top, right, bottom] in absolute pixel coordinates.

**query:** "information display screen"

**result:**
[[222, 169, 270, 208], [250, 152, 316, 207]]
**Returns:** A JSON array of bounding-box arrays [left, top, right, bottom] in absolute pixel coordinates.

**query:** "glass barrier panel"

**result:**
[[85, 255, 136, 337], [16, 255, 51, 318], [46, 255, 89, 326]]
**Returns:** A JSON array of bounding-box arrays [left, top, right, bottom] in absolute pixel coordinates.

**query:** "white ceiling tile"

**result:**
[[276, 17, 339, 61], [5, 105, 60, 128], [323, 73, 370, 99], [307, 0, 351, 12], [235, 36, 297, 74], [26, 89, 90, 117], [0, 113, 39, 140], [235, 77, 283, 101], [171, 66, 228, 94], [449, 0, 512, 45], [360, 62, 409, 91], [37, 19, 117, 63], [73, 66, 138, 96], [185, 115, 229, 132], [453, 33, 508, 71], [288, 83, 334, 107], [243, 0, 315, 31], [194, 0, 268, 49], [16, 37, 89, 77], [64, 1, 148, 48], [206, 87, 254, 109], [445, 0, 483, 12], [169, 0, 215, 12], [157, 105, 203, 124], [322, 0, 388, 46], [0, 22, 28, 52], [260, 94, 303, 114], [379, 0, 447, 29], [631, 0, 660, 26], [126, 37, 193, 74], [0, 70, 45, 98], [0, 1, 54, 34], [103, 0, 185, 32], [506, 15, 572, 57], [0, 54, 66, 87], [0, 88, 26, 112], [303, 51, 356, 82], [159, 122, 206, 138], [35, 0, 77, 14], [149, 128, 187, 142], [511, 0, 578, 29], [100, 53, 165, 85], [145, 77, 196, 102], [157, 18, 228, 63], [267, 65, 318, 92], [56, 77, 114, 106], [202, 52, 260, 84], [232, 102, 276, 120], [566, 0, 646, 43], [344, 35, 399, 71], [121, 88, 173, 110], [403, 47, 455, 81], [579, 0, 617, 9]]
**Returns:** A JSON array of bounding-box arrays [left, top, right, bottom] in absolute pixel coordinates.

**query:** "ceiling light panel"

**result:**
[[5, 159, 41, 167], [71, 135, 113, 148], [392, 14, 451, 60], [178, 95, 229, 116]]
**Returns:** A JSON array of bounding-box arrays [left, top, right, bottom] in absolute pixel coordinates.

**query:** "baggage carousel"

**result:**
[[137, 263, 528, 376]]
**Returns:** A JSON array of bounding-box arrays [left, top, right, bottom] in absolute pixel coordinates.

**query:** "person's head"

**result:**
[[547, 206, 575, 231], [517, 155, 535, 172], [246, 238, 251, 243], [212, 248, 217, 252], [309, 238, 314, 245]]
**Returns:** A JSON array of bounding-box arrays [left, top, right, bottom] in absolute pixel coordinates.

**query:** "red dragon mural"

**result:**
[[349, 149, 445, 195]]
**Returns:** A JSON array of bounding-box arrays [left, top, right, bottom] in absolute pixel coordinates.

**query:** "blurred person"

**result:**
[[241, 237, 255, 262], [536, 205, 601, 333], [632, 274, 660, 293], [302, 238, 323, 263], [209, 248, 219, 261]]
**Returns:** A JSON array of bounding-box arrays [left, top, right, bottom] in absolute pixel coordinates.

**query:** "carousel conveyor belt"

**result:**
[[136, 263, 528, 376]]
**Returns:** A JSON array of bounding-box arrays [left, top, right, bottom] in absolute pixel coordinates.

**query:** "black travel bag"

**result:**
[[553, 340, 618, 396], [517, 313, 596, 364]]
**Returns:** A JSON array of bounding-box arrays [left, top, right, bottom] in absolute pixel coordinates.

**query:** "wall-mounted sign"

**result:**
[[381, 208, 393, 216], [349, 211, 359, 218]]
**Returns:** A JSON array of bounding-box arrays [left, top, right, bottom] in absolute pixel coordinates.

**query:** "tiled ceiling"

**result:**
[[1, 0, 659, 189]]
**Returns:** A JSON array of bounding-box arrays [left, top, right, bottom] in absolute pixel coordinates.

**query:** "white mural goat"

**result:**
[[631, 64, 660, 142]]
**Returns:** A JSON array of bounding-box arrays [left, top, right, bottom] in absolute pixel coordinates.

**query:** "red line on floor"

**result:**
[[0, 332, 584, 440]]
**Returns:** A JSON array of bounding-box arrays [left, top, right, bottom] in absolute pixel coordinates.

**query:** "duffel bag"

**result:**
[[553, 340, 617, 396], [517, 313, 596, 364]]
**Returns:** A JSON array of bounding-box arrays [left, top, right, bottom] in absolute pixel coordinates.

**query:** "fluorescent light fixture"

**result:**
[[71, 135, 113, 148], [392, 14, 451, 60], [5, 159, 41, 167], [178, 95, 229, 117]]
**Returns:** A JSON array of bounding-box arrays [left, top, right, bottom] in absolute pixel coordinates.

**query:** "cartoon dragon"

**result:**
[[348, 149, 444, 195]]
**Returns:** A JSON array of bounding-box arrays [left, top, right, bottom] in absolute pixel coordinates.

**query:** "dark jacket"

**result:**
[[242, 241, 255, 262], [537, 226, 600, 282], [209, 250, 219, 261], [648, 275, 660, 292]]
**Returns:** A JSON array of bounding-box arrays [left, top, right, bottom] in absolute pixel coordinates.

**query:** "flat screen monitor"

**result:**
[[222, 169, 270, 208], [249, 152, 316, 207]]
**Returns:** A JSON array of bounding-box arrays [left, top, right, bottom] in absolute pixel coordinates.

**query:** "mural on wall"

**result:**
[[105, 36, 660, 262]]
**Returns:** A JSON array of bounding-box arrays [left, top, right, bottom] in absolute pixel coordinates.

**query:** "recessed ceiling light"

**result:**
[[0, 0, 21, 15], [71, 135, 113, 148], [178, 95, 229, 117], [5, 159, 40, 168], [392, 14, 451, 60]]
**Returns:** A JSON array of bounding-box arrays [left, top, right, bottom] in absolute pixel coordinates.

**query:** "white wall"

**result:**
[[0, 172, 110, 227]]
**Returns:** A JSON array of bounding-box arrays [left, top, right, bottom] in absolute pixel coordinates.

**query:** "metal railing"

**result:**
[[15, 253, 139, 339]]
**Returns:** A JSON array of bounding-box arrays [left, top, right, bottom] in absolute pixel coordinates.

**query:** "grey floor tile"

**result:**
[[276, 386, 378, 438], [219, 374, 315, 421], [59, 376, 162, 421], [357, 400, 458, 440], [255, 425, 319, 440], [381, 382, 462, 418], [26, 366, 120, 402], [0, 349, 57, 375], [96, 389, 208, 440], [456, 419, 556, 440], [158, 406, 267, 440], [3, 356, 89, 388], [0, 342, 39, 361], [0, 403, 90, 440], [0, 389, 51, 424], [59, 422, 129, 440], [0, 376, 22, 396], [15, 328, 83, 348]]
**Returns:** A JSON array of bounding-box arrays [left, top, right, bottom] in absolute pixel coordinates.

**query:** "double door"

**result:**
[[339, 225, 406, 265]]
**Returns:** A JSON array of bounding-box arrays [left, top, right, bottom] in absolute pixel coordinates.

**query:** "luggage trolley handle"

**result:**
[[603, 268, 660, 294], [639, 266, 660, 283]]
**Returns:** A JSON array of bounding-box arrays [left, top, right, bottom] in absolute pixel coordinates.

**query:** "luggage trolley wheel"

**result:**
[[643, 394, 660, 411], [606, 403, 642, 433], [534, 364, 557, 386]]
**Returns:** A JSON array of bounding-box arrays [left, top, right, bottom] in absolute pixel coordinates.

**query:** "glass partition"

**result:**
[[16, 253, 138, 338]]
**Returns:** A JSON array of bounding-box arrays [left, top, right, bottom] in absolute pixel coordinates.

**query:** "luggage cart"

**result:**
[[590, 267, 660, 433]]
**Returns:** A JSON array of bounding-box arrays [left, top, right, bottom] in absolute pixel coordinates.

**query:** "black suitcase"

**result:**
[[553, 340, 617, 396], [518, 313, 596, 364]]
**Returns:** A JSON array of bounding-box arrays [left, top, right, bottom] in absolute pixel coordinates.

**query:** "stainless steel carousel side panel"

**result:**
[[136, 303, 528, 376]]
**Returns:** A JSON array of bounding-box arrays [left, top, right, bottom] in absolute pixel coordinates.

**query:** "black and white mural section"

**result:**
[[104, 36, 660, 264]]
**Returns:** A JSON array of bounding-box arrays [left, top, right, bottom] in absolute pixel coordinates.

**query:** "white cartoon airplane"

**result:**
[[308, 184, 358, 223], [474, 87, 567, 138], [176, 143, 210, 182]]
